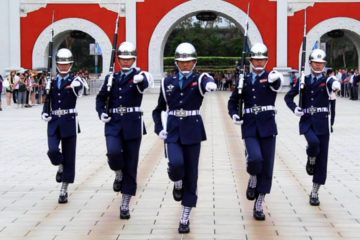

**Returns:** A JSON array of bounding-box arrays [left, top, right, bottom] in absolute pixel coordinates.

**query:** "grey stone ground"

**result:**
[[0, 91, 359, 239]]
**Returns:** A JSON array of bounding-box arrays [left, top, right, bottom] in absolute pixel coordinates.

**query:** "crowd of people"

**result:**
[[0, 68, 90, 110]]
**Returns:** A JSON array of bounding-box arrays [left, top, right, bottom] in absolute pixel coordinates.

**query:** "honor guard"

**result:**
[[228, 43, 283, 220], [152, 42, 217, 234], [41, 48, 87, 204], [96, 41, 152, 220], [284, 49, 340, 206]]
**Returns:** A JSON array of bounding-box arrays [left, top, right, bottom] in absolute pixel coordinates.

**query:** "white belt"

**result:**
[[51, 108, 77, 116], [110, 106, 142, 114], [304, 106, 329, 115], [168, 109, 201, 117], [244, 105, 276, 115]]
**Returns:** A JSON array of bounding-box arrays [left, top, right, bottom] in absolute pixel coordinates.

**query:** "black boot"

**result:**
[[113, 178, 122, 192], [173, 185, 183, 202], [58, 192, 68, 204], [246, 181, 257, 201], [120, 208, 130, 219], [306, 156, 316, 175], [253, 194, 266, 221], [253, 208, 265, 221], [309, 194, 320, 206], [56, 171, 62, 183], [178, 221, 190, 234]]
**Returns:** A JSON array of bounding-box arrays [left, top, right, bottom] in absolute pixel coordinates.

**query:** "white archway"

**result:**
[[148, 0, 263, 80], [305, 17, 360, 73], [33, 18, 112, 78]]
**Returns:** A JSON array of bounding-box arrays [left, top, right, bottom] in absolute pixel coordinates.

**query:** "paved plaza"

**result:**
[[0, 91, 360, 240]]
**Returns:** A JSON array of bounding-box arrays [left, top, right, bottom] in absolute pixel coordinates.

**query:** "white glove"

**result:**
[[41, 113, 52, 122], [159, 129, 167, 140], [100, 113, 111, 123], [268, 70, 282, 83], [70, 80, 81, 88], [205, 82, 217, 92], [133, 74, 144, 84], [232, 114, 243, 125], [294, 107, 304, 117], [332, 81, 341, 91]]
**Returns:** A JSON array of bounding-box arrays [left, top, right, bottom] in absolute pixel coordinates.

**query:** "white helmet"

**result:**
[[56, 48, 73, 64], [309, 49, 326, 74], [174, 42, 197, 62], [249, 43, 268, 71], [56, 48, 73, 74], [250, 43, 268, 60], [118, 41, 136, 59], [309, 49, 326, 63]]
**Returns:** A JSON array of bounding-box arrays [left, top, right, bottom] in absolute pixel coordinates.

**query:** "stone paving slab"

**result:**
[[0, 91, 360, 239]]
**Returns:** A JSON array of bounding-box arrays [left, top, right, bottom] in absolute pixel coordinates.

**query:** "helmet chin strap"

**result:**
[[250, 60, 268, 72], [56, 64, 72, 75], [175, 62, 197, 76], [311, 66, 325, 74]]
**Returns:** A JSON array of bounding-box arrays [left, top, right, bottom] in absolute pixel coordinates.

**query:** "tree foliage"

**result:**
[[164, 16, 243, 57]]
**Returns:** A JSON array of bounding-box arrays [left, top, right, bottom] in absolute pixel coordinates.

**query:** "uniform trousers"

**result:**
[[244, 136, 276, 194], [47, 134, 76, 183], [304, 128, 329, 185], [106, 135, 141, 196], [167, 142, 201, 207]]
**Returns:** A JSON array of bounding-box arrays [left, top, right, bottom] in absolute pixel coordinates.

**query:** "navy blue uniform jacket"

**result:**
[[228, 71, 280, 139], [96, 68, 148, 140], [284, 74, 335, 135], [42, 74, 81, 138], [152, 72, 214, 145]]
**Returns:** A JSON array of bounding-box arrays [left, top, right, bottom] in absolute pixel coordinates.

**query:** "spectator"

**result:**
[[17, 73, 27, 108]]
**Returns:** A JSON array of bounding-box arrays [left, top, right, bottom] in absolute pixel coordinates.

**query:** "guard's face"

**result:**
[[250, 59, 267, 72], [176, 60, 196, 72], [118, 58, 135, 70], [310, 61, 325, 73], [57, 63, 72, 74]]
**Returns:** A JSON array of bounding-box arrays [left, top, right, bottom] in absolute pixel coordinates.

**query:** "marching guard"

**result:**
[[95, 41, 152, 219], [284, 48, 340, 206], [152, 42, 217, 233], [228, 43, 283, 220], [41, 48, 87, 204]]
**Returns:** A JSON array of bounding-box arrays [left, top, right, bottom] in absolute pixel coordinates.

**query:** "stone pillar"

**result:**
[[126, 0, 137, 66], [0, 0, 21, 74], [275, 0, 292, 87]]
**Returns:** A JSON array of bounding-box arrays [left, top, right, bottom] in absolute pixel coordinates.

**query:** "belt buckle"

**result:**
[[53, 110, 61, 116], [252, 106, 261, 115], [176, 109, 187, 117], [309, 106, 316, 115], [118, 107, 127, 114]]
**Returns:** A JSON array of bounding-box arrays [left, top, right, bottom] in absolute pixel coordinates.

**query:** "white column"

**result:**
[[126, 0, 137, 65], [276, 0, 288, 67], [275, 0, 291, 87], [10, 0, 21, 69], [0, 0, 9, 75], [0, 0, 21, 74]]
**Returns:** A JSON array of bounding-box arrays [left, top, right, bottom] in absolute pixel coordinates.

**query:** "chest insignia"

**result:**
[[166, 84, 175, 92]]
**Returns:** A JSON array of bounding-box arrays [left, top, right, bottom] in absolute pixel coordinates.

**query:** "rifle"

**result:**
[[298, 9, 307, 108], [238, 2, 250, 119], [44, 11, 55, 114], [105, 6, 121, 115]]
